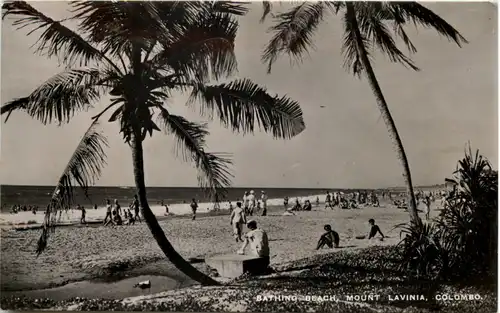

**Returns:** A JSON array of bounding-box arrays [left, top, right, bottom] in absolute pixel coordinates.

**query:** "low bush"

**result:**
[[397, 146, 497, 281]]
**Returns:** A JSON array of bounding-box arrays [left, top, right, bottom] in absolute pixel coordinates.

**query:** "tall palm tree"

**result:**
[[1, 1, 305, 285], [260, 1, 467, 226]]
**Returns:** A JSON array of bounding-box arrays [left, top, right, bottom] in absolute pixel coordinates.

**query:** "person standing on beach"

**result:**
[[424, 195, 431, 220], [80, 206, 87, 224], [243, 191, 249, 215], [190, 198, 198, 220], [283, 196, 289, 210], [325, 191, 333, 209], [103, 199, 112, 224], [260, 191, 268, 216], [230, 201, 246, 242], [132, 195, 141, 223], [213, 193, 220, 211], [114, 199, 122, 217], [247, 190, 256, 216]]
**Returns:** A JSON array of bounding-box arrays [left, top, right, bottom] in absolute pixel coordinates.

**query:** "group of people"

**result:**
[[9, 204, 39, 215], [239, 190, 268, 216], [99, 195, 142, 226], [316, 218, 385, 250], [324, 191, 380, 210]]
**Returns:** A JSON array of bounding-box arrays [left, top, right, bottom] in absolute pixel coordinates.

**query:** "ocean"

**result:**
[[0, 185, 341, 210], [0, 185, 344, 227]]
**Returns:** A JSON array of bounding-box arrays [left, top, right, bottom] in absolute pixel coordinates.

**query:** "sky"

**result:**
[[0, 2, 497, 189]]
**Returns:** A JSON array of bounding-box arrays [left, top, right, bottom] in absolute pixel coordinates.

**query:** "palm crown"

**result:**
[[2, 1, 305, 208], [261, 1, 467, 74]]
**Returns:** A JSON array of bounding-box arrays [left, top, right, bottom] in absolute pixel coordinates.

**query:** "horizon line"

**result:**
[[0, 183, 447, 190]]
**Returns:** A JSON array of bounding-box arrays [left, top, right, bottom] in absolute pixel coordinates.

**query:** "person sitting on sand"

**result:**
[[230, 201, 246, 242], [237, 220, 270, 267], [103, 199, 112, 224], [113, 210, 123, 226], [316, 224, 340, 249], [125, 207, 135, 225], [292, 198, 302, 211], [368, 219, 385, 239], [132, 195, 141, 223], [303, 200, 312, 211], [190, 198, 198, 220]]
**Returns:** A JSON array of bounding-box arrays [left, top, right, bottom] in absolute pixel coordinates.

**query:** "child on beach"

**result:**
[[230, 201, 246, 242], [191, 198, 198, 220], [316, 224, 340, 249]]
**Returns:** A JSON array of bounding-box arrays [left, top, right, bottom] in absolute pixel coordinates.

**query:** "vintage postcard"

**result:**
[[0, 1, 497, 312]]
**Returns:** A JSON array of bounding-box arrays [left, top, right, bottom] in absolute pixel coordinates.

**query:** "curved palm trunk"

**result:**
[[346, 3, 421, 226], [130, 132, 220, 285]]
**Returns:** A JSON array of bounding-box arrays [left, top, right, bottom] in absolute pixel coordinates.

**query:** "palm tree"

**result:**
[[1, 1, 305, 285], [260, 1, 467, 226]]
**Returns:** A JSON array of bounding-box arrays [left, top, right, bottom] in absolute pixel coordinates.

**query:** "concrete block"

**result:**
[[205, 254, 269, 278]]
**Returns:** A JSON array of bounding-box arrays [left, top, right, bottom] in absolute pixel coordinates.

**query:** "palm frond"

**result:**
[[355, 4, 419, 71], [1, 68, 105, 125], [149, 12, 238, 83], [157, 108, 233, 199], [207, 1, 249, 16], [262, 2, 327, 73], [71, 1, 163, 58], [188, 78, 306, 139], [37, 120, 108, 255], [260, 1, 273, 23], [388, 2, 468, 47], [2, 1, 107, 66], [1, 97, 28, 122]]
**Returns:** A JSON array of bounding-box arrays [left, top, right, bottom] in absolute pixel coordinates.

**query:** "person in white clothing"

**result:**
[[247, 190, 256, 216], [229, 202, 246, 242], [237, 220, 270, 268], [243, 191, 249, 215], [260, 191, 268, 216]]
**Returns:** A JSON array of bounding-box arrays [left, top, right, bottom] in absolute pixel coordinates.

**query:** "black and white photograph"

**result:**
[[0, 1, 497, 312]]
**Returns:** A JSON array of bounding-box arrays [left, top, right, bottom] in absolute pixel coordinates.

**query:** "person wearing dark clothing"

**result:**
[[303, 200, 312, 211], [368, 219, 385, 239], [316, 225, 340, 249], [191, 198, 198, 220], [132, 195, 141, 223]]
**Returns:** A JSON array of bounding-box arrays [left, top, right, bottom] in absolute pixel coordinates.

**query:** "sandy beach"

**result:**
[[1, 200, 428, 292]]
